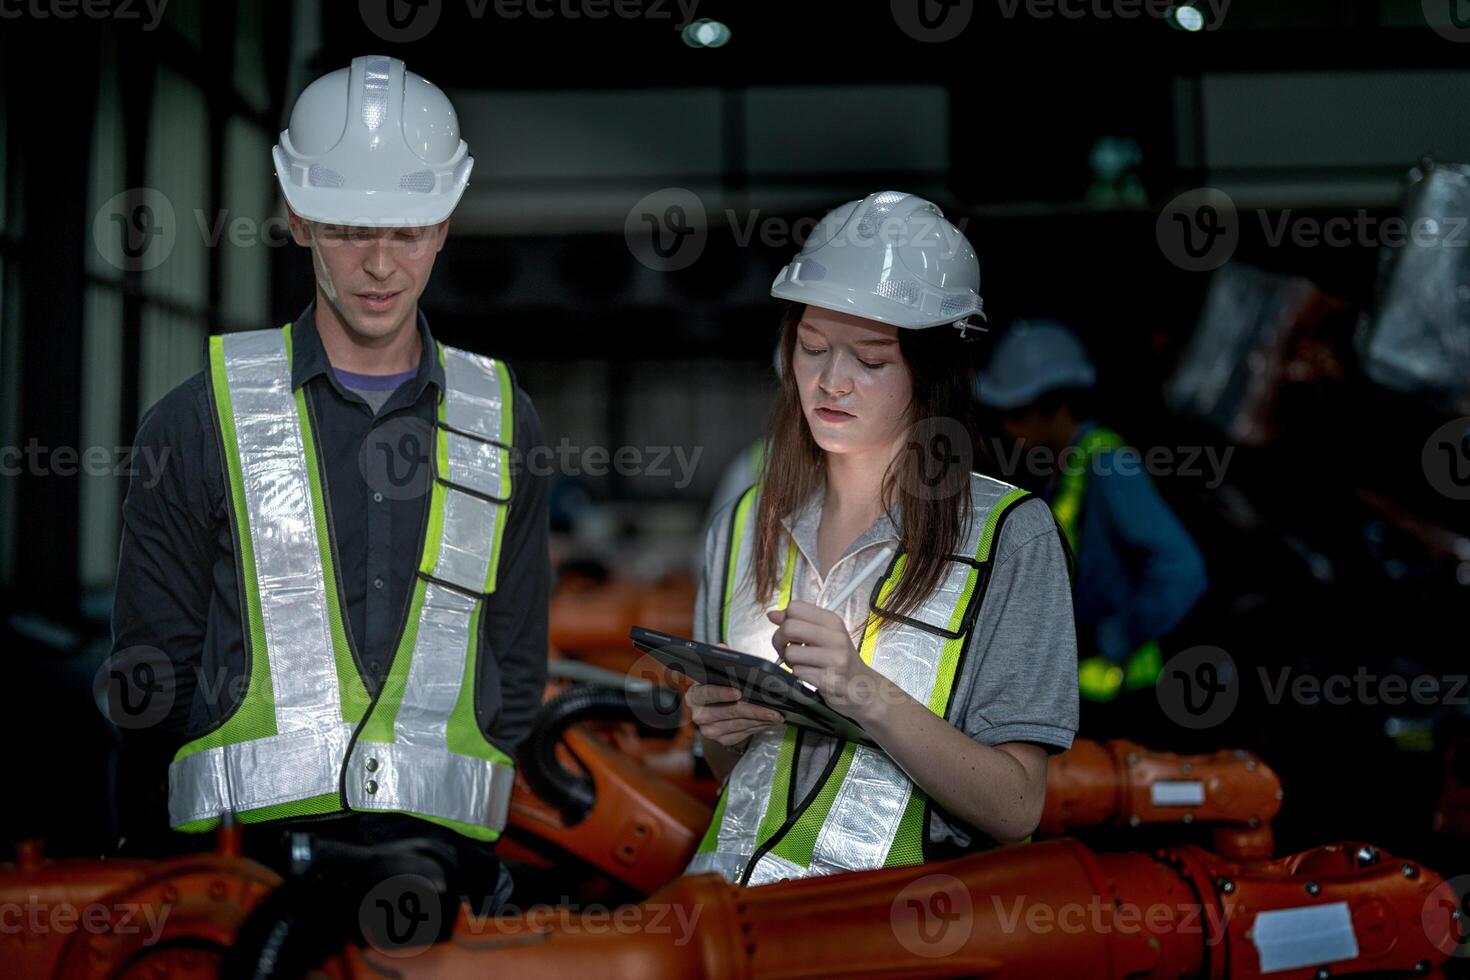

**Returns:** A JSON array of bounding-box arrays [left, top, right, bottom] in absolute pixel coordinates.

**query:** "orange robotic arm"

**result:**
[[344, 837, 1458, 980], [0, 827, 286, 980], [1040, 739, 1285, 860], [499, 683, 711, 897]]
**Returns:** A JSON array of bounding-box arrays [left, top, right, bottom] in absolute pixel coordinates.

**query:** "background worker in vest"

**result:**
[[110, 57, 549, 913], [974, 318, 1206, 707], [683, 193, 1079, 885]]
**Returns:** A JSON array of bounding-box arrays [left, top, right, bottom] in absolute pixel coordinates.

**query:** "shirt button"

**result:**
[[373, 492, 383, 503], [369, 660, 381, 674], [373, 577, 384, 590]]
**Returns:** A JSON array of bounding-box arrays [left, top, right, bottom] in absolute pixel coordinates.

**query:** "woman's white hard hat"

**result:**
[[770, 191, 985, 333], [273, 55, 472, 228]]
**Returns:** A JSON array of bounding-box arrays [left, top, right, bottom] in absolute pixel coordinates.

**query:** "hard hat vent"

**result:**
[[399, 170, 436, 193], [876, 279, 921, 305], [308, 165, 344, 188], [941, 294, 978, 318]]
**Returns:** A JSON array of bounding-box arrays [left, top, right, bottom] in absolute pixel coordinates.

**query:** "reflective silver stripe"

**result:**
[[745, 851, 805, 887], [221, 330, 344, 739], [445, 428, 509, 500], [171, 329, 348, 824], [683, 491, 785, 882], [346, 740, 516, 829], [804, 479, 1014, 875], [393, 582, 476, 742], [443, 346, 508, 441], [430, 488, 497, 591], [806, 748, 915, 875], [349, 346, 514, 833], [683, 727, 785, 881], [697, 475, 1018, 882], [360, 56, 391, 130], [432, 347, 510, 593], [804, 551, 976, 865], [171, 330, 517, 834], [872, 556, 982, 705], [684, 850, 744, 882], [168, 723, 354, 826]]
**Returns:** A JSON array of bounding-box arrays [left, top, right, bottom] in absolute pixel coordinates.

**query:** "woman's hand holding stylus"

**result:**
[[767, 601, 885, 717]]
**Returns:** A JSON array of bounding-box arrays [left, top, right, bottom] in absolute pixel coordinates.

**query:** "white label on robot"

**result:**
[[1150, 780, 1206, 806], [1250, 902, 1359, 974]]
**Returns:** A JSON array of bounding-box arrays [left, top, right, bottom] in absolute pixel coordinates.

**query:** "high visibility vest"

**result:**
[[685, 474, 1035, 885], [167, 325, 517, 841], [1051, 425, 1125, 557], [1052, 426, 1163, 700]]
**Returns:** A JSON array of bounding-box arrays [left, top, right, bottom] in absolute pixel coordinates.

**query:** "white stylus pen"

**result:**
[[828, 547, 895, 611], [776, 547, 893, 673]]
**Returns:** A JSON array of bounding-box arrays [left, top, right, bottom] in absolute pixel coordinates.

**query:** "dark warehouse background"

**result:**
[[0, 0, 1469, 943]]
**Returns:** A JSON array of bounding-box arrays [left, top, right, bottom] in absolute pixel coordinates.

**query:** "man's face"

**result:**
[[289, 213, 448, 340], [999, 408, 1046, 447]]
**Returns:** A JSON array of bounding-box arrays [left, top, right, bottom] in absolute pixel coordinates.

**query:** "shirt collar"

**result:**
[[779, 481, 901, 580], [288, 299, 446, 399]]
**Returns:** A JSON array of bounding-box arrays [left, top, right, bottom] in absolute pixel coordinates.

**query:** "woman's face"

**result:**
[[792, 306, 914, 458]]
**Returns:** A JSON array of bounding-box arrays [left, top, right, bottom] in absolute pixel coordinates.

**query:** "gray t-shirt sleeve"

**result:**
[[929, 495, 1078, 848], [949, 495, 1079, 752]]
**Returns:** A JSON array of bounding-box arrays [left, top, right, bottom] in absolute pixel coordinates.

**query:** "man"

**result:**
[[110, 56, 549, 908], [976, 318, 1206, 704]]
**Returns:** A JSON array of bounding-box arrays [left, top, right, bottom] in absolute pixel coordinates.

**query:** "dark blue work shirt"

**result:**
[[1057, 421, 1207, 660]]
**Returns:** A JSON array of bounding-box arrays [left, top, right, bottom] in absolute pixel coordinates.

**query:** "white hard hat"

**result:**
[[272, 55, 472, 227], [975, 318, 1097, 410], [771, 191, 985, 332]]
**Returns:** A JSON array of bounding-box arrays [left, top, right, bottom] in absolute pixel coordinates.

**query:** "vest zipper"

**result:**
[[301, 386, 436, 812], [737, 728, 844, 886]]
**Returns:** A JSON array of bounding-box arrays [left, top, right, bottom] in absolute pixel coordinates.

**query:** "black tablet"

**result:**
[[629, 626, 878, 748]]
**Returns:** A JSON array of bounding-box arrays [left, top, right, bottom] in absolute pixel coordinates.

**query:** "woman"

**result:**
[[684, 192, 1079, 886]]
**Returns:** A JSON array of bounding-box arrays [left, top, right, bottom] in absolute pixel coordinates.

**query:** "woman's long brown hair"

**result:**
[[750, 303, 981, 629]]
